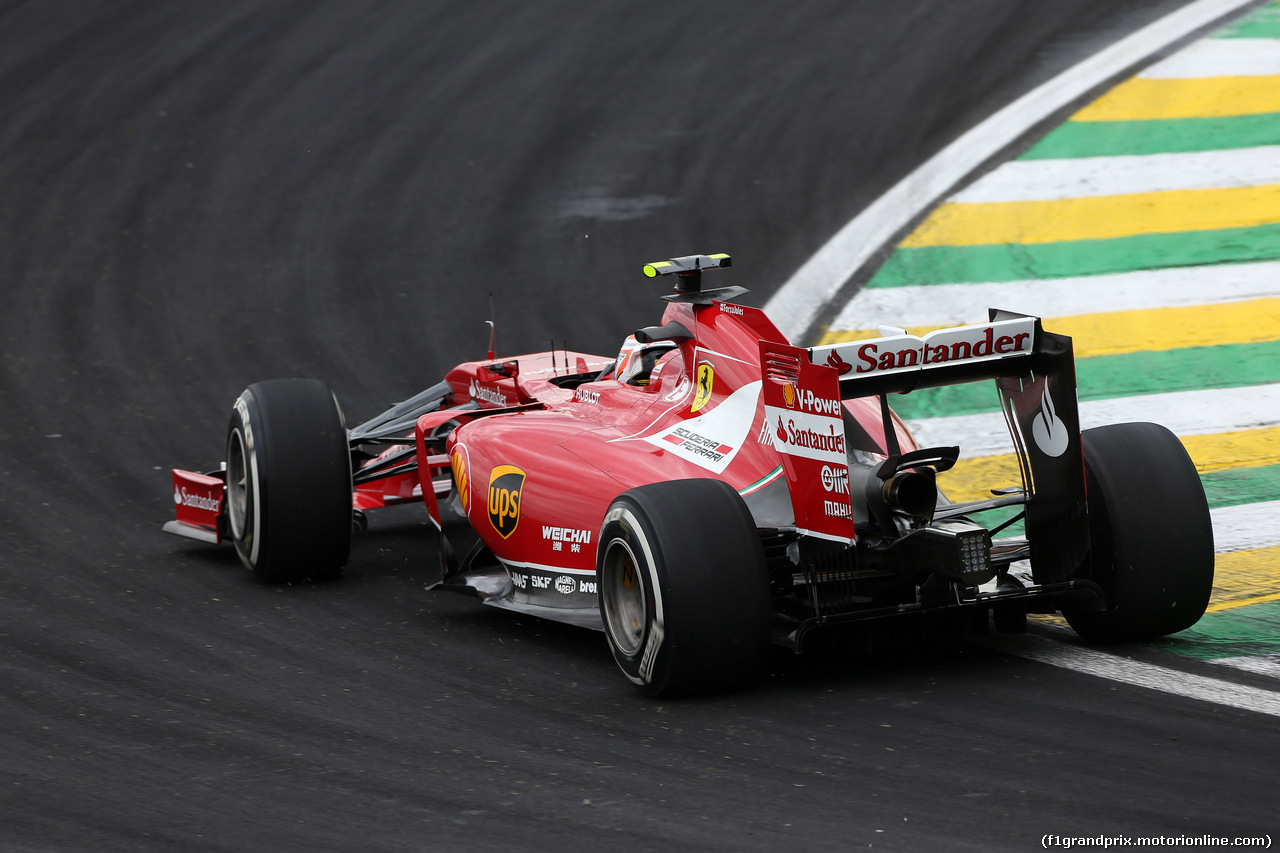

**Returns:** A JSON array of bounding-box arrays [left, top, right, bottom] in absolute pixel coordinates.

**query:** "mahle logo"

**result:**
[[487, 465, 526, 539]]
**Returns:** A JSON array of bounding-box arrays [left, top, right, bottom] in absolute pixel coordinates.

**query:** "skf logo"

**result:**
[[691, 362, 715, 413], [487, 465, 526, 539], [451, 447, 470, 512], [782, 381, 796, 408]]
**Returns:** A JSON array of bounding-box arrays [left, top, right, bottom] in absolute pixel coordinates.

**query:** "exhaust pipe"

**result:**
[[881, 470, 937, 518]]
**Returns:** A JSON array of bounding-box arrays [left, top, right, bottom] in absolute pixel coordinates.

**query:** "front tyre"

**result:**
[[226, 379, 352, 583], [597, 479, 771, 697], [1063, 422, 1214, 643]]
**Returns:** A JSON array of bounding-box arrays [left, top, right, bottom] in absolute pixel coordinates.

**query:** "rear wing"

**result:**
[[809, 313, 1038, 397], [762, 311, 1088, 581]]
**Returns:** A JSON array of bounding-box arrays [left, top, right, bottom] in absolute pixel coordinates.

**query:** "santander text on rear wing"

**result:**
[[809, 314, 1039, 397]]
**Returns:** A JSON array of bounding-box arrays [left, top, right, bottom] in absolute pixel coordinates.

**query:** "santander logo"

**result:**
[[470, 379, 509, 407], [1032, 386, 1069, 457], [826, 350, 854, 375], [175, 486, 220, 512]]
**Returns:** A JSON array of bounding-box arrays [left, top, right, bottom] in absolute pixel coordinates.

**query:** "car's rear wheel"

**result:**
[[226, 378, 352, 583], [597, 479, 771, 697], [1062, 422, 1214, 643]]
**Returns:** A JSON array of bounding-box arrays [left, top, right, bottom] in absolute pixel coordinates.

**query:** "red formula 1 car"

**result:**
[[165, 254, 1215, 696]]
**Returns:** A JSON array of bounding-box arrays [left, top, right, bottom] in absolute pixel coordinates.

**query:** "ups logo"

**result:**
[[487, 465, 526, 539]]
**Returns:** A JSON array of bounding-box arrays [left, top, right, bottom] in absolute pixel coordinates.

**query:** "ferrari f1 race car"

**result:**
[[165, 254, 1215, 696]]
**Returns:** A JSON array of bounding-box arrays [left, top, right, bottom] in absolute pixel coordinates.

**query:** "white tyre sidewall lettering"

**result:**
[[600, 504, 665, 686], [231, 393, 263, 570]]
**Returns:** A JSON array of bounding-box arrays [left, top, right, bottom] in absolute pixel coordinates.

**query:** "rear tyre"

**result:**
[[597, 479, 771, 697], [225, 379, 352, 583], [1062, 422, 1214, 643]]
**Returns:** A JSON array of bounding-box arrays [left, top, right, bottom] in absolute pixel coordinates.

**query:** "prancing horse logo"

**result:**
[[691, 362, 714, 413]]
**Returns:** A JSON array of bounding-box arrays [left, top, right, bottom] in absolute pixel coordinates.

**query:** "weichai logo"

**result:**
[[487, 464, 526, 539], [451, 448, 470, 512]]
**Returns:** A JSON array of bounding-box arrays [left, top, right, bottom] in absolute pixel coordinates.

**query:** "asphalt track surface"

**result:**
[[2, 2, 1275, 851]]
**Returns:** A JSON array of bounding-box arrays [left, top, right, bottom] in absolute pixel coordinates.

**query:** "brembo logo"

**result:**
[[487, 465, 526, 539], [173, 487, 220, 512], [470, 379, 509, 407]]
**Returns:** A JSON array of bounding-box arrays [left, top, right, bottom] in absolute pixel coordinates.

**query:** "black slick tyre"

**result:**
[[1062, 422, 1214, 643], [596, 478, 771, 697], [225, 378, 352, 583]]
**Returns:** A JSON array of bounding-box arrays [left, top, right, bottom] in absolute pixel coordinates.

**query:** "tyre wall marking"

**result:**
[[606, 505, 665, 686], [234, 394, 263, 567]]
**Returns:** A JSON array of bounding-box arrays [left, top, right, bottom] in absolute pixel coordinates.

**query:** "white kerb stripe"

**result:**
[[829, 260, 1280, 332], [1141, 37, 1280, 78], [764, 0, 1262, 342], [1212, 501, 1280, 553], [951, 146, 1280, 203], [907, 383, 1280, 457], [1213, 655, 1280, 678], [995, 635, 1280, 719]]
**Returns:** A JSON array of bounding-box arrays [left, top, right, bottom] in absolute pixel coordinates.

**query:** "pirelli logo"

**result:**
[[487, 465, 526, 539]]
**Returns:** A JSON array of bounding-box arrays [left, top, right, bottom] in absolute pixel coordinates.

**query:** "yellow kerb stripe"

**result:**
[[900, 184, 1280, 247], [937, 426, 1280, 503], [821, 297, 1280, 356], [1207, 545, 1280, 613], [1073, 75, 1280, 122]]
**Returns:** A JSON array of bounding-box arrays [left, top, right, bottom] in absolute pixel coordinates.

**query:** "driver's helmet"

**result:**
[[615, 335, 677, 386]]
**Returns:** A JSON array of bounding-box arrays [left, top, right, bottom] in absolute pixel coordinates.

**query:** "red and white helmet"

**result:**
[[615, 335, 677, 386]]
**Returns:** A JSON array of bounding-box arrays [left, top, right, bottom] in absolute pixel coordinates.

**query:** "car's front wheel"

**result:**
[[226, 378, 352, 583], [597, 479, 771, 697]]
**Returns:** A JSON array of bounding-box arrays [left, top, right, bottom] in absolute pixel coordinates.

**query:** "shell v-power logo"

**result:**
[[487, 465, 526, 539]]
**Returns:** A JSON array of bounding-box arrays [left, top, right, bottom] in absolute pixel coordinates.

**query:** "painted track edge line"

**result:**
[[982, 634, 1280, 717], [764, 0, 1264, 343]]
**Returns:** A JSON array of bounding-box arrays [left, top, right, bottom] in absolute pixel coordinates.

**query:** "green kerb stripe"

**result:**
[[1151, 600, 1280, 661], [1202, 464, 1280, 508], [1213, 3, 1280, 39], [866, 224, 1280, 288], [889, 340, 1280, 419], [1019, 113, 1280, 160]]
